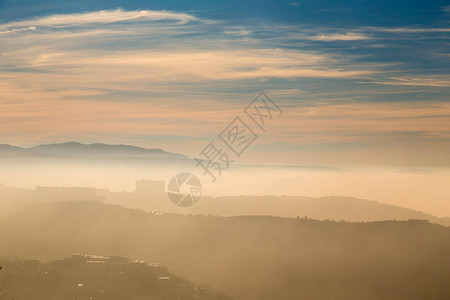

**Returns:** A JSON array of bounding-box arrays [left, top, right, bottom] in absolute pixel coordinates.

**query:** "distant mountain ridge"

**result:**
[[0, 143, 29, 154], [0, 142, 187, 159], [193, 195, 450, 226]]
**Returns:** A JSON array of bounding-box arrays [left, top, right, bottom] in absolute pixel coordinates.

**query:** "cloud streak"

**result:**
[[0, 10, 377, 84], [0, 9, 198, 33], [306, 32, 371, 41], [371, 76, 450, 87], [364, 26, 450, 33]]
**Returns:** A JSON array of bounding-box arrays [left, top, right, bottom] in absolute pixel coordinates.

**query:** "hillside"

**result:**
[[0, 255, 231, 300], [191, 195, 450, 226], [2, 185, 449, 226], [0, 201, 449, 300]]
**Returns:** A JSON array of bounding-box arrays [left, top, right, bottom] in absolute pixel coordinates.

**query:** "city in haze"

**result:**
[[0, 0, 449, 299]]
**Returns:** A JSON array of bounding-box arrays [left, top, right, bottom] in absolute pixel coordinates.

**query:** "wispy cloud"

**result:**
[[306, 32, 371, 41], [0, 10, 376, 84], [365, 26, 450, 33], [0, 9, 199, 33], [372, 76, 450, 87], [2, 76, 449, 167], [224, 29, 252, 36]]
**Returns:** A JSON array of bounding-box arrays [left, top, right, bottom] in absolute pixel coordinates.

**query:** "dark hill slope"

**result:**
[[0, 201, 449, 300]]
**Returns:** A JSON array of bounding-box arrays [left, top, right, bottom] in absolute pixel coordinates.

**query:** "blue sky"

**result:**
[[0, 0, 449, 168], [1, 0, 449, 26]]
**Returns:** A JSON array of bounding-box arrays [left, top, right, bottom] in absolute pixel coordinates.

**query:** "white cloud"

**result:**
[[371, 76, 450, 87], [1, 49, 373, 90], [0, 26, 37, 35], [224, 29, 252, 36], [306, 32, 371, 41], [0, 8, 199, 33], [0, 10, 376, 84]]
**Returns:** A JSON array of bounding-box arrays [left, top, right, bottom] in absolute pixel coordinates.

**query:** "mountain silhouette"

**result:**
[[0, 143, 29, 155], [0, 142, 187, 159]]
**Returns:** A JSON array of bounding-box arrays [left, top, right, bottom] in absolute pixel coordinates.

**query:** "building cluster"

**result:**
[[0, 179, 173, 212], [72, 254, 163, 271]]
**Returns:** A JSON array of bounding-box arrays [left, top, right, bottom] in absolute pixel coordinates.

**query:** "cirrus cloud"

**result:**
[[0, 8, 199, 33]]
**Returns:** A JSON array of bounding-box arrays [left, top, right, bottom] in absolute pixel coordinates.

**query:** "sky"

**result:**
[[0, 0, 449, 170]]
